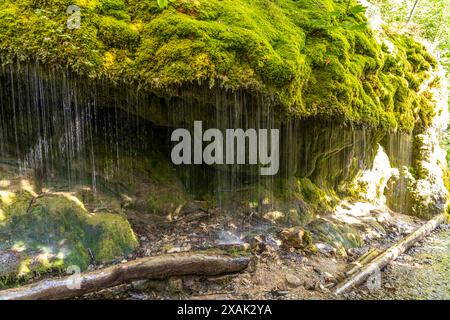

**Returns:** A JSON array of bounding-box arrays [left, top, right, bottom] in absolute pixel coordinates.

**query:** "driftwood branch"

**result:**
[[0, 253, 250, 300], [334, 213, 446, 295]]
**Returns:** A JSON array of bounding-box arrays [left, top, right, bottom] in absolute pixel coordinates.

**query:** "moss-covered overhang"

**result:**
[[0, 0, 439, 131]]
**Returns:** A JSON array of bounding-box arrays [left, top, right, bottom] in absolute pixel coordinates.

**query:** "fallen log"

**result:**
[[345, 248, 381, 277], [0, 252, 250, 300], [334, 213, 446, 296]]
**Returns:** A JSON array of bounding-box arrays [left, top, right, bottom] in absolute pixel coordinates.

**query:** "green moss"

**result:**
[[302, 230, 313, 247], [0, 0, 438, 131], [296, 177, 336, 211], [97, 16, 139, 49], [269, 177, 339, 225], [84, 211, 137, 262], [0, 188, 138, 285]]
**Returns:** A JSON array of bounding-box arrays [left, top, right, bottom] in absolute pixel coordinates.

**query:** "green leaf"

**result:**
[[329, 10, 341, 17], [342, 22, 368, 31], [157, 0, 169, 9], [349, 5, 366, 16], [348, 22, 368, 31]]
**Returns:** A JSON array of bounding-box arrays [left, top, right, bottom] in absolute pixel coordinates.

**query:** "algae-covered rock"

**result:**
[[409, 130, 449, 218], [308, 218, 363, 256], [0, 183, 138, 286]]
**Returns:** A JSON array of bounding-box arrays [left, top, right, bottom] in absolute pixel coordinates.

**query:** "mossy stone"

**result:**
[[0, 189, 138, 286], [0, 0, 439, 131]]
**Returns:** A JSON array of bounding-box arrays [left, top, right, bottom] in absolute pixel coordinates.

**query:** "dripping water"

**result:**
[[0, 58, 417, 217]]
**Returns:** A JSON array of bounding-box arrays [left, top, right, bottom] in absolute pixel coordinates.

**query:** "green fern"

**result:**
[[157, 0, 169, 9], [349, 5, 366, 16]]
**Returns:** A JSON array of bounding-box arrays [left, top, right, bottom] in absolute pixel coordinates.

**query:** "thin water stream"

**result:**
[[0, 60, 415, 213]]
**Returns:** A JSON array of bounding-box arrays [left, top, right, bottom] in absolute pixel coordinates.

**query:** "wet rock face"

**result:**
[[0, 60, 445, 227], [0, 61, 380, 205], [382, 132, 415, 214]]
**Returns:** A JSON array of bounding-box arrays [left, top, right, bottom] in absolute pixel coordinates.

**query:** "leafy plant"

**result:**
[[329, 5, 368, 31], [157, 0, 169, 9], [348, 4, 367, 16], [344, 21, 368, 31]]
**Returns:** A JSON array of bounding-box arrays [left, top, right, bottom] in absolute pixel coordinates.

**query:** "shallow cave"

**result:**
[[0, 60, 416, 215]]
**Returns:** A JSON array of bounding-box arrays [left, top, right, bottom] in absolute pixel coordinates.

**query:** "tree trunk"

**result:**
[[406, 0, 420, 26], [0, 253, 251, 300], [334, 213, 446, 295]]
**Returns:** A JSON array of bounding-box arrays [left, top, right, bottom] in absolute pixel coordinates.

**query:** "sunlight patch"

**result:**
[[20, 179, 37, 197], [0, 190, 15, 205], [0, 208, 5, 222], [0, 179, 11, 188], [54, 192, 86, 211]]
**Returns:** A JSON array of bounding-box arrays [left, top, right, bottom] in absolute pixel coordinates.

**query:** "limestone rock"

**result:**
[[263, 211, 285, 223], [279, 227, 306, 249], [285, 273, 302, 287]]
